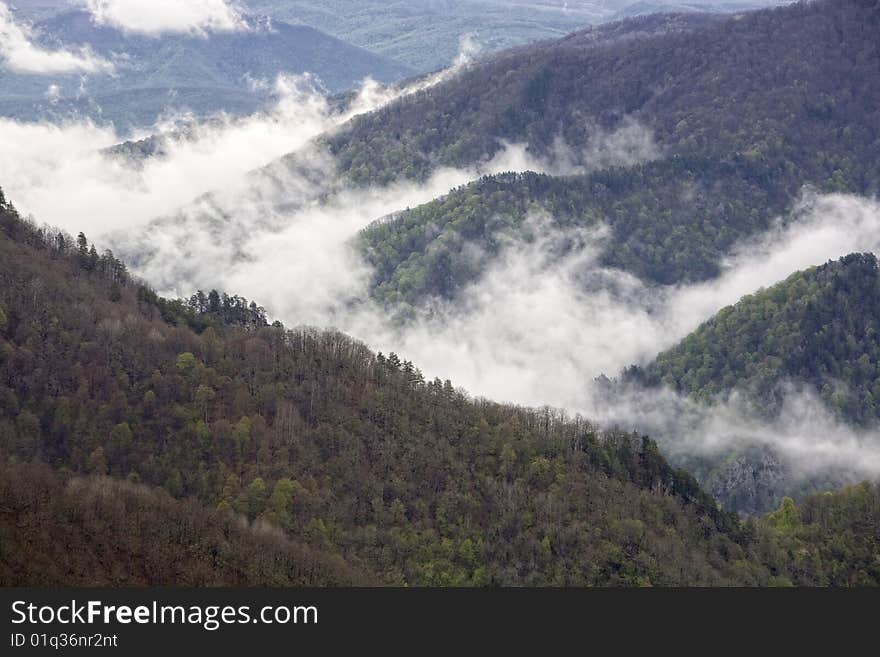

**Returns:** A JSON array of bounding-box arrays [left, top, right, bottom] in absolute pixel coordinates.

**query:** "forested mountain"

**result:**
[[331, 0, 878, 186], [361, 160, 781, 305], [338, 0, 880, 306], [0, 9, 413, 128], [3, 188, 877, 586], [636, 253, 880, 424], [246, 0, 598, 73]]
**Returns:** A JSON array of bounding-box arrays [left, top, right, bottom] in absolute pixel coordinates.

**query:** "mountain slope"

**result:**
[[0, 10, 413, 128], [360, 158, 780, 306], [3, 188, 880, 585], [0, 460, 367, 586], [0, 189, 757, 586], [246, 0, 606, 73], [330, 0, 880, 305], [637, 253, 880, 424], [246, 1, 787, 73], [329, 0, 879, 187]]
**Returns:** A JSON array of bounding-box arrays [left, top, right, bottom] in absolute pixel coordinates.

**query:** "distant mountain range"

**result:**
[[246, 0, 792, 73], [0, 8, 413, 129]]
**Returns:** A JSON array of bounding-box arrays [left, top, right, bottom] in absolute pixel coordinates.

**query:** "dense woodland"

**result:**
[[0, 460, 365, 586], [361, 159, 785, 305], [344, 0, 880, 306], [636, 253, 880, 424], [333, 0, 879, 188], [1, 191, 878, 586]]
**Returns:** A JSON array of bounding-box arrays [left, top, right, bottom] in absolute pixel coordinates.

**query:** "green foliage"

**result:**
[[757, 483, 880, 586], [0, 461, 366, 586], [766, 497, 800, 532], [333, 0, 879, 189], [0, 185, 877, 586], [638, 254, 880, 423], [267, 478, 296, 528], [361, 158, 787, 305], [176, 352, 198, 376], [110, 423, 133, 447], [86, 447, 108, 475]]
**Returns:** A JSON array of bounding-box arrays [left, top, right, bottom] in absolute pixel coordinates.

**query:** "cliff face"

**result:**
[[708, 447, 791, 515]]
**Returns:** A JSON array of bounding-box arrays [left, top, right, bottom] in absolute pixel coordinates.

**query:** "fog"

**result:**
[[83, 0, 247, 36], [1, 57, 880, 497], [0, 1, 112, 73]]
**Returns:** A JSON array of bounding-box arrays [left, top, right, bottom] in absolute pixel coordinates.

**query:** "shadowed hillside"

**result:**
[[337, 0, 879, 306]]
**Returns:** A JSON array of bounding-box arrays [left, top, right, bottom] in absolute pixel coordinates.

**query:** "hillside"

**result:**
[[0, 460, 367, 586], [3, 188, 880, 585], [0, 189, 754, 586], [360, 159, 780, 306], [330, 0, 879, 186], [636, 253, 880, 424], [333, 0, 880, 305], [0, 10, 413, 128], [246, 0, 605, 73]]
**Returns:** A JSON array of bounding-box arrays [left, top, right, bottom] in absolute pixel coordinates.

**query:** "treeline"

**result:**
[[0, 191, 746, 585], [635, 253, 880, 424], [758, 483, 880, 586], [330, 0, 879, 192], [0, 191, 267, 333], [361, 156, 785, 306]]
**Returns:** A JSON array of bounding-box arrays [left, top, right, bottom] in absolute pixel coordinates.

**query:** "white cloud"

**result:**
[[454, 32, 482, 68], [84, 0, 248, 36], [0, 2, 113, 74], [45, 83, 61, 103]]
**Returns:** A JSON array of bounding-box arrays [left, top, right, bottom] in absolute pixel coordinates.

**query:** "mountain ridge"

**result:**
[[0, 9, 414, 128], [636, 252, 880, 424], [331, 0, 879, 308]]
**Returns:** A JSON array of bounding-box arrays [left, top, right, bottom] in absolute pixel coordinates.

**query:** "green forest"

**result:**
[[2, 191, 878, 586], [636, 253, 880, 424], [361, 159, 786, 307]]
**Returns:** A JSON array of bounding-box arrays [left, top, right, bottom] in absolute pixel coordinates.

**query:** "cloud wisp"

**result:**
[[0, 2, 113, 74], [83, 0, 248, 36]]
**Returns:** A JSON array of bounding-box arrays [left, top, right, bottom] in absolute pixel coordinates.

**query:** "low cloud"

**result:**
[[0, 74, 341, 237], [544, 117, 661, 175], [360, 194, 880, 490], [84, 0, 247, 36], [0, 2, 113, 74], [454, 32, 482, 68]]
